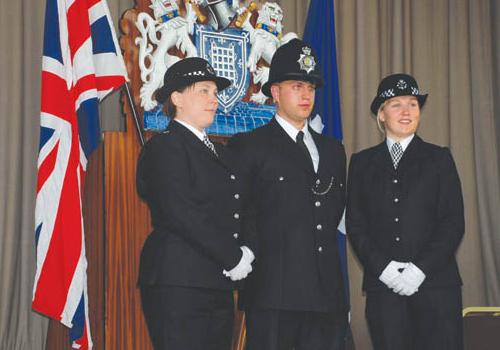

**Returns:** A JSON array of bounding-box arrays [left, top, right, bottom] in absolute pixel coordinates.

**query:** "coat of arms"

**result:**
[[124, 0, 298, 136]]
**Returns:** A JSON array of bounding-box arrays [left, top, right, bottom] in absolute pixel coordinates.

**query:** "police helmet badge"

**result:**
[[297, 46, 316, 74], [396, 79, 407, 90]]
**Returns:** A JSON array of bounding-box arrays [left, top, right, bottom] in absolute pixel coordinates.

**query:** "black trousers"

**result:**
[[245, 308, 347, 350], [140, 285, 234, 350], [366, 287, 463, 350]]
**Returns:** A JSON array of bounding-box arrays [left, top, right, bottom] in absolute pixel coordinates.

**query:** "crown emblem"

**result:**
[[297, 46, 315, 74], [396, 79, 407, 90]]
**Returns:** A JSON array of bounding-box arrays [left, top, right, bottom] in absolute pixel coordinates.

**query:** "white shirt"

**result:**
[[175, 119, 207, 141], [275, 114, 319, 172], [386, 134, 415, 153]]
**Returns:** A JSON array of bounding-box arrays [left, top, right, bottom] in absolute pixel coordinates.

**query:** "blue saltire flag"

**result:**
[[304, 0, 352, 328]]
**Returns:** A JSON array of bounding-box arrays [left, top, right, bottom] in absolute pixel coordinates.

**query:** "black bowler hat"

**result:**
[[155, 57, 232, 103], [370, 73, 428, 115], [262, 38, 324, 97]]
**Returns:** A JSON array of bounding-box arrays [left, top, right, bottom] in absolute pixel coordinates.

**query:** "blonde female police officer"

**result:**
[[347, 74, 464, 350], [136, 57, 255, 350]]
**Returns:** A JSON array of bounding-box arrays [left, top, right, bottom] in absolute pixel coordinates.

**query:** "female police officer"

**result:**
[[347, 74, 464, 350], [136, 57, 254, 350]]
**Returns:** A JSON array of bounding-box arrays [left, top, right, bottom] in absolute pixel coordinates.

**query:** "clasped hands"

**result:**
[[379, 260, 426, 296], [223, 246, 255, 281]]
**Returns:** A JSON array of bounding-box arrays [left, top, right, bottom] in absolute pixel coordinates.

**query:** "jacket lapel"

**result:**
[[371, 135, 427, 176], [213, 142, 232, 170], [396, 135, 425, 173], [371, 141, 395, 175], [169, 120, 230, 169], [268, 118, 315, 175], [309, 127, 329, 175]]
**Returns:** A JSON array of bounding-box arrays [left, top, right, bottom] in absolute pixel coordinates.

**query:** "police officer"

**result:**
[[347, 73, 464, 350], [136, 57, 254, 350], [229, 39, 348, 350]]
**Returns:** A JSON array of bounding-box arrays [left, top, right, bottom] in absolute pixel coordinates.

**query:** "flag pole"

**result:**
[[123, 82, 145, 146]]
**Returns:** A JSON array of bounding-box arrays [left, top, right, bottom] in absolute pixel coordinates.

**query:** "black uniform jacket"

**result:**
[[136, 120, 243, 290], [229, 118, 347, 313], [347, 135, 464, 292]]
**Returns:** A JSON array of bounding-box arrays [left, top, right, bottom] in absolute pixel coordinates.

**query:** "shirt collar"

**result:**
[[175, 119, 206, 141], [275, 114, 311, 141], [386, 134, 415, 153]]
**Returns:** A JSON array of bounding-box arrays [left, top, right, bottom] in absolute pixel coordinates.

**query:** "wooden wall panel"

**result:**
[[46, 143, 105, 349], [101, 3, 154, 348], [84, 143, 106, 349], [104, 125, 152, 350]]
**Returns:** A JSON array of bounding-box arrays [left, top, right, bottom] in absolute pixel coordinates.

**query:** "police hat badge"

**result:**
[[297, 46, 316, 74]]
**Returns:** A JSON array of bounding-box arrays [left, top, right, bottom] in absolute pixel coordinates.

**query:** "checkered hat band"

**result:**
[[379, 86, 420, 99]]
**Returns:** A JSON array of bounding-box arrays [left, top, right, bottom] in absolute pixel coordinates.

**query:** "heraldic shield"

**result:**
[[194, 25, 250, 114]]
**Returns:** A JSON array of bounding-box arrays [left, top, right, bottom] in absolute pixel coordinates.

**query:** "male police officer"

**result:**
[[229, 39, 347, 350]]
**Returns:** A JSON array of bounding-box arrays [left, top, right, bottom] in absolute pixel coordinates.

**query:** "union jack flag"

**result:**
[[33, 0, 127, 348]]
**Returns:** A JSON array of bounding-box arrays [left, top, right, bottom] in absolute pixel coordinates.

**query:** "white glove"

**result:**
[[223, 246, 255, 281], [379, 260, 409, 289], [391, 263, 426, 296]]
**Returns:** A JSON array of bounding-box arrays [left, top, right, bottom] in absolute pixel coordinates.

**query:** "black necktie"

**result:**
[[296, 131, 313, 166]]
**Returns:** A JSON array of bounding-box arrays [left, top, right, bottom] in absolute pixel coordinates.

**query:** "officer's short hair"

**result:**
[[162, 85, 191, 118], [376, 101, 386, 134]]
